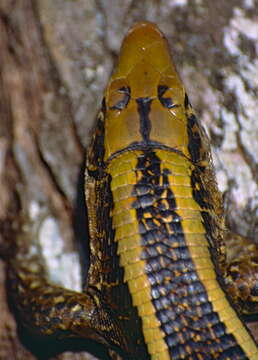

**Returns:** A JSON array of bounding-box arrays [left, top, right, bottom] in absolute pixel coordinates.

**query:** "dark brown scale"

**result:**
[[87, 105, 106, 171], [184, 93, 191, 108], [187, 114, 203, 164], [191, 167, 214, 210]]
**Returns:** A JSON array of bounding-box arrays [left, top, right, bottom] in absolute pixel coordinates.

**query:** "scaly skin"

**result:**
[[6, 22, 258, 359]]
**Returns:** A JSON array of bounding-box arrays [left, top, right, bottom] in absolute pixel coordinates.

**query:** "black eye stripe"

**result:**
[[101, 97, 107, 113], [110, 86, 131, 110], [158, 85, 179, 109], [158, 85, 169, 98], [184, 93, 192, 108]]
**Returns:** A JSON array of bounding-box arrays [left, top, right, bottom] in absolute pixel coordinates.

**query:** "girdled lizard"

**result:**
[[5, 22, 258, 359]]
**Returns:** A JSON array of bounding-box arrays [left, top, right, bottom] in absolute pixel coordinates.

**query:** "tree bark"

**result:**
[[0, 1, 257, 359]]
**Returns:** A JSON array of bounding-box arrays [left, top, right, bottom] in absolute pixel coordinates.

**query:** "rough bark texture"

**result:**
[[0, 0, 257, 359]]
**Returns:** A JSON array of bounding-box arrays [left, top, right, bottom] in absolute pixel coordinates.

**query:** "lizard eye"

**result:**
[[109, 86, 131, 110], [158, 85, 179, 109]]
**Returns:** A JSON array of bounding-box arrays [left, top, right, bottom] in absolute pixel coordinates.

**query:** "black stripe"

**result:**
[[132, 150, 248, 358], [184, 93, 191, 108], [187, 113, 202, 164], [106, 141, 185, 164], [136, 97, 152, 142], [95, 172, 150, 359], [87, 100, 106, 174], [190, 160, 256, 353]]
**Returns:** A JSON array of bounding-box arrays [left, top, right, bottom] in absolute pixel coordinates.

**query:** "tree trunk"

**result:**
[[0, 1, 257, 359]]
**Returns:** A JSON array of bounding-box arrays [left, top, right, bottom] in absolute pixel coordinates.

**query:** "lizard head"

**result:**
[[88, 22, 206, 170]]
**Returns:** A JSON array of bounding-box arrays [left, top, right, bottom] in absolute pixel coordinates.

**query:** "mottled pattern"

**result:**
[[131, 150, 251, 359], [87, 103, 106, 171]]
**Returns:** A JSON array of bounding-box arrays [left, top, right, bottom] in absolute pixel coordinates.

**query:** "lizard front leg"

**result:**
[[6, 220, 128, 359], [224, 231, 258, 315]]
